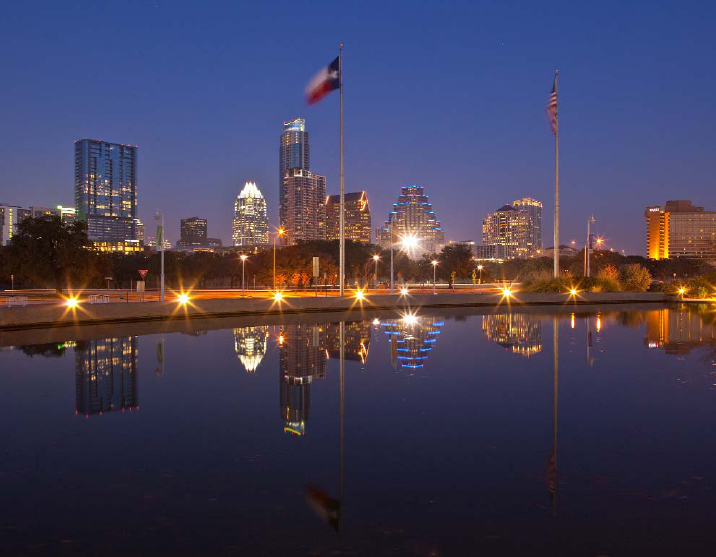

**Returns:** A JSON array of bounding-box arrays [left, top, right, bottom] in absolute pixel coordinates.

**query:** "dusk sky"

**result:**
[[1, 0, 714, 254]]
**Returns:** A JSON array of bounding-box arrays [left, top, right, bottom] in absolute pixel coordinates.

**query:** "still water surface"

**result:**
[[2, 304, 716, 555]]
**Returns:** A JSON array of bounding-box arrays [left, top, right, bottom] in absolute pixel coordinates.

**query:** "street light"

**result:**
[[240, 254, 248, 298], [273, 228, 284, 291], [477, 264, 483, 285], [391, 234, 419, 295], [372, 254, 380, 293], [586, 214, 596, 277], [154, 210, 165, 301], [431, 260, 438, 295]]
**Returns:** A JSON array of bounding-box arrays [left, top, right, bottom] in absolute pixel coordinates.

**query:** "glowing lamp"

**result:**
[[178, 294, 190, 304], [274, 291, 283, 301], [66, 298, 79, 308], [355, 290, 365, 300], [569, 288, 577, 296], [400, 288, 409, 296], [502, 288, 512, 297]]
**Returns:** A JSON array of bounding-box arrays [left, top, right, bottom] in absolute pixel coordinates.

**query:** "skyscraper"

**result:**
[[482, 204, 533, 259], [179, 217, 208, 246], [74, 139, 138, 251], [280, 118, 309, 237], [645, 200, 716, 259], [378, 186, 445, 254], [513, 197, 543, 253], [282, 168, 326, 245], [326, 191, 371, 244], [233, 181, 270, 248]]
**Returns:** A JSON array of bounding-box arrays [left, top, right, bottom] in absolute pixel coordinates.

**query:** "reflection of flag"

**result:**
[[546, 77, 558, 134], [306, 57, 340, 105], [305, 485, 340, 532]]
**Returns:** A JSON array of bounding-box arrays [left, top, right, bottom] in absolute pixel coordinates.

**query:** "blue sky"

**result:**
[[1, 0, 714, 253]]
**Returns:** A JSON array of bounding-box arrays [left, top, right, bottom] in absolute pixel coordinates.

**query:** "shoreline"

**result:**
[[0, 292, 677, 334]]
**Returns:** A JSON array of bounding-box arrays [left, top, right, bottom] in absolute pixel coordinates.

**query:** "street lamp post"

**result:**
[[431, 260, 438, 295], [273, 228, 284, 291], [477, 264, 483, 285], [154, 211, 165, 301], [373, 254, 380, 293], [240, 254, 248, 298], [586, 215, 596, 277]]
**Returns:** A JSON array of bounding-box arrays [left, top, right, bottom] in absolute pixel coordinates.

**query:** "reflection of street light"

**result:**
[[240, 254, 248, 298], [273, 228, 284, 291], [372, 254, 380, 292]]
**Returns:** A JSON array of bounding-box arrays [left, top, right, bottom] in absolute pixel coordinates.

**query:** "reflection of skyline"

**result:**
[[482, 314, 542, 357], [645, 308, 716, 354], [76, 337, 138, 417], [381, 316, 444, 369], [279, 322, 371, 436], [234, 326, 269, 373]]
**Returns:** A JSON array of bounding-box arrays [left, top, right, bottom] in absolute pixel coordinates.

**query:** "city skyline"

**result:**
[[1, 2, 714, 255]]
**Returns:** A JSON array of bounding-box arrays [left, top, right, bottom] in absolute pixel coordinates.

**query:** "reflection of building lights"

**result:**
[[596, 316, 602, 332], [372, 318, 380, 326], [402, 313, 418, 325], [278, 333, 284, 345]]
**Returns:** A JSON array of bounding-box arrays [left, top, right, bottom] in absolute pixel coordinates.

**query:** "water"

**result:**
[[1, 304, 716, 556]]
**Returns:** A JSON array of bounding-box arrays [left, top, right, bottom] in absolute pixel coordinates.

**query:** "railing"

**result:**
[[4, 296, 28, 307]]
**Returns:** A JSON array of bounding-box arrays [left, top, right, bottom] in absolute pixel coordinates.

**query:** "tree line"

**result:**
[[0, 215, 713, 292]]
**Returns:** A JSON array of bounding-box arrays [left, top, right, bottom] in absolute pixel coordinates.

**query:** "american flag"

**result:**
[[546, 77, 558, 134]]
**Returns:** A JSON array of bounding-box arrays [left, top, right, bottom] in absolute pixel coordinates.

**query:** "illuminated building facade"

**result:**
[[74, 139, 138, 250], [281, 168, 326, 245], [482, 314, 542, 357], [1, 204, 78, 246], [234, 326, 269, 373], [381, 316, 444, 369], [512, 197, 543, 253], [279, 324, 328, 435], [179, 217, 208, 246], [378, 186, 445, 254], [75, 337, 138, 416], [482, 203, 536, 259], [233, 181, 270, 248], [326, 191, 371, 244], [645, 200, 716, 260]]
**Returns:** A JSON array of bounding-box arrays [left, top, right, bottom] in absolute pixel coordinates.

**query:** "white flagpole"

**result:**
[[339, 44, 345, 296], [553, 69, 560, 279]]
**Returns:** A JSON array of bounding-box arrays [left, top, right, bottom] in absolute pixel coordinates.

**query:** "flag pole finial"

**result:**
[[555, 68, 559, 74]]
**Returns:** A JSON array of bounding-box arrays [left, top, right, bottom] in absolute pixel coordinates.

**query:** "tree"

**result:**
[[437, 244, 473, 281], [620, 263, 652, 292], [5, 216, 102, 292]]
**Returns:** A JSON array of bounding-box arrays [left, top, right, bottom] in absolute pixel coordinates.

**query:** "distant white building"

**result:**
[[233, 181, 270, 248]]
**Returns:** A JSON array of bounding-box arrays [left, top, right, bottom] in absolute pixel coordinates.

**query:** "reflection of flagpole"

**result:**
[[339, 320, 345, 539], [553, 69, 559, 278], [549, 315, 559, 515]]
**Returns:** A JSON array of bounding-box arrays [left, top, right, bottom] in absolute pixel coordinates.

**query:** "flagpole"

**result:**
[[339, 43, 345, 297], [553, 69, 560, 278]]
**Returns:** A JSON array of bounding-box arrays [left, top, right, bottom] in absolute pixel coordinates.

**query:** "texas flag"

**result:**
[[305, 56, 340, 104]]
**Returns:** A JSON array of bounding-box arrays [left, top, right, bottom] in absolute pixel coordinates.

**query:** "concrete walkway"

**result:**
[[0, 291, 674, 332]]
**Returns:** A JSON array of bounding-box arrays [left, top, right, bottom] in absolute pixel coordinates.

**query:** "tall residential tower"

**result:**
[[74, 139, 138, 251]]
